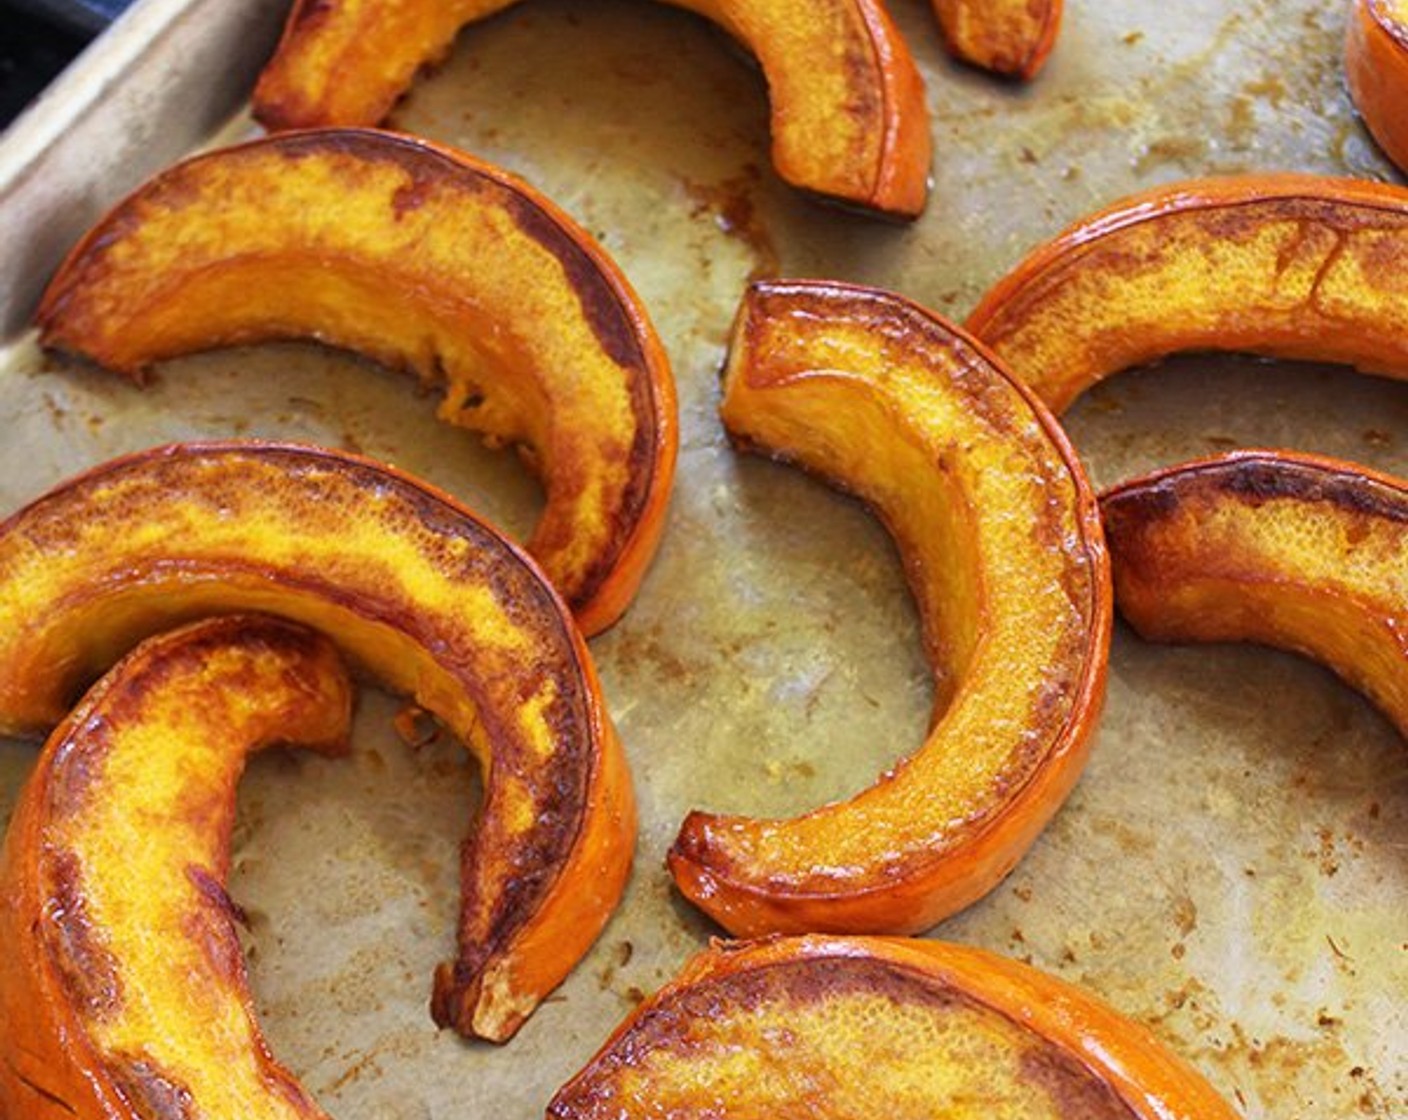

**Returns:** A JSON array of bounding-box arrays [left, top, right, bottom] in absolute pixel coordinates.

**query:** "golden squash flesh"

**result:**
[[967, 175, 1408, 414], [1102, 450, 1408, 737]]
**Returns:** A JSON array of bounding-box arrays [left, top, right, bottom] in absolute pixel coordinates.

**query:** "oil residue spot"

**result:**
[[1132, 136, 1208, 175], [1243, 75, 1288, 108], [604, 625, 695, 686], [684, 168, 781, 283], [1172, 894, 1199, 937]]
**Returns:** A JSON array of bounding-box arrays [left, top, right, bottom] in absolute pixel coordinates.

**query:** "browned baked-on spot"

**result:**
[[108, 1057, 195, 1120], [43, 850, 123, 1022], [184, 865, 252, 985], [1217, 455, 1408, 524], [1018, 1045, 1138, 1118], [500, 190, 647, 378]]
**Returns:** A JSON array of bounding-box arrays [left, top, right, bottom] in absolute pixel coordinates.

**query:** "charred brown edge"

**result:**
[[1100, 451, 1408, 529], [107, 1057, 195, 1120], [41, 850, 124, 1023]]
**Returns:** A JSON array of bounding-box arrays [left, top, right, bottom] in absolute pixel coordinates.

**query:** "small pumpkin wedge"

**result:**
[[932, 0, 1062, 79], [252, 1, 932, 218], [35, 127, 677, 636], [0, 616, 353, 1119], [966, 175, 1408, 414], [667, 280, 1111, 936], [549, 935, 1239, 1120], [1347, 0, 1408, 174], [0, 441, 635, 1042], [1102, 450, 1408, 738]]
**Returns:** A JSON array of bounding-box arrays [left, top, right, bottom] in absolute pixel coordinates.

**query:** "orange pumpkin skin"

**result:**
[[0, 616, 352, 1119], [1346, 0, 1408, 175], [931, 0, 1062, 79]]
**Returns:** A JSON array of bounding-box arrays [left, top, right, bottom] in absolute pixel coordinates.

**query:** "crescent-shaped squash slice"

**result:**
[[1347, 0, 1408, 174], [548, 935, 1239, 1120], [932, 0, 1062, 79], [0, 441, 635, 1042], [0, 616, 353, 1119], [1101, 450, 1408, 738], [965, 175, 1408, 415], [667, 280, 1111, 936], [35, 128, 677, 636], [251, 1, 932, 219]]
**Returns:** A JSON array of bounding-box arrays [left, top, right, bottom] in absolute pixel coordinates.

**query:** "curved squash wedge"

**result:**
[[667, 280, 1111, 936], [1102, 450, 1408, 738], [0, 616, 352, 1119], [549, 935, 1239, 1120], [966, 175, 1408, 414], [932, 0, 1062, 79], [36, 128, 677, 636], [0, 441, 635, 1042], [251, 0, 933, 218], [1347, 0, 1408, 174]]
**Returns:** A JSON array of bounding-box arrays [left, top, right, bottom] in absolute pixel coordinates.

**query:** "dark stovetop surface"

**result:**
[[1, 0, 116, 128]]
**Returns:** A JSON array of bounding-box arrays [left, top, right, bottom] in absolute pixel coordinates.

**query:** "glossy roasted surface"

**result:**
[[252, 0, 933, 217], [967, 176, 1408, 414], [932, 0, 1062, 78], [1102, 451, 1408, 736], [1347, 0, 1408, 174]]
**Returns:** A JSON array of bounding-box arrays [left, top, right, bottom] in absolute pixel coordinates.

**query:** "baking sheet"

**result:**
[[1, 0, 1405, 1116]]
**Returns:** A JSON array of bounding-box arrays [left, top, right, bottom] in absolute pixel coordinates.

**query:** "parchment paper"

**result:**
[[0, 0, 1403, 1116]]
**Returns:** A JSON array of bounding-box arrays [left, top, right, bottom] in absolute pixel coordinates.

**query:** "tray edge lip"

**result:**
[[0, 0, 288, 334]]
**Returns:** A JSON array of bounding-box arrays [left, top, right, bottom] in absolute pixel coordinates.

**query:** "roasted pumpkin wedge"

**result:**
[[35, 128, 677, 636], [931, 0, 1062, 79], [1102, 450, 1408, 738], [667, 280, 1111, 936], [0, 441, 635, 1042], [1347, 0, 1408, 174], [252, 1, 933, 218], [0, 616, 352, 1119], [549, 935, 1239, 1120], [966, 175, 1408, 414]]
